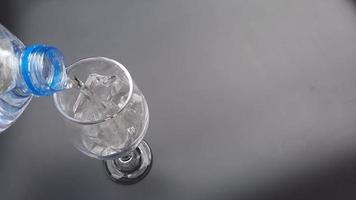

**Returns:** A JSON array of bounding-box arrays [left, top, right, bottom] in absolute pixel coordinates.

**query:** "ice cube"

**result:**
[[123, 93, 144, 128], [73, 88, 105, 121], [72, 73, 124, 121], [72, 73, 136, 156]]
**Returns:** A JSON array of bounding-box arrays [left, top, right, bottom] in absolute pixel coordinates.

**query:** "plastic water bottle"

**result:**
[[0, 24, 69, 133]]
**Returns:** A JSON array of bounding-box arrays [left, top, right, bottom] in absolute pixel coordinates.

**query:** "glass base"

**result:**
[[103, 140, 153, 185]]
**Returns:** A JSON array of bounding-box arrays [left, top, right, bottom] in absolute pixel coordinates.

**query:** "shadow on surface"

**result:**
[[0, 0, 14, 29], [214, 154, 356, 200], [24, 164, 178, 200], [349, 0, 356, 10]]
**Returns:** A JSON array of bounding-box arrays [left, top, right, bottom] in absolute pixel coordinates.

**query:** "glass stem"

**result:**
[[114, 150, 141, 173]]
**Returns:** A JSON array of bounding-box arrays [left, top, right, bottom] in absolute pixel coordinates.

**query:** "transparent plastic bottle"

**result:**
[[0, 24, 69, 133]]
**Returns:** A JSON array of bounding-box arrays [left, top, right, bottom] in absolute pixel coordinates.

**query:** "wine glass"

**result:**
[[53, 57, 152, 185]]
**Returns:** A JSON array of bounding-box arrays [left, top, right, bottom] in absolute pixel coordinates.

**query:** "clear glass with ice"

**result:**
[[54, 57, 152, 184]]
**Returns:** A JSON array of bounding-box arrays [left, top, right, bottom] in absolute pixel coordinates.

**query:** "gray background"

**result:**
[[1, 0, 356, 199]]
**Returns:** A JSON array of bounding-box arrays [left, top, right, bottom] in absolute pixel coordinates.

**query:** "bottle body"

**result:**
[[0, 24, 31, 132], [0, 24, 68, 132]]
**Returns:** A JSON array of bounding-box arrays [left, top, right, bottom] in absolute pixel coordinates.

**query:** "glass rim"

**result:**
[[53, 57, 134, 125]]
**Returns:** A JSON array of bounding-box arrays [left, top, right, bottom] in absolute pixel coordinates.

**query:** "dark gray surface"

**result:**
[[1, 0, 356, 199]]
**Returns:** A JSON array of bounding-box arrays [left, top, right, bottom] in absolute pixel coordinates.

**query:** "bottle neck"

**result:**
[[20, 44, 70, 96]]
